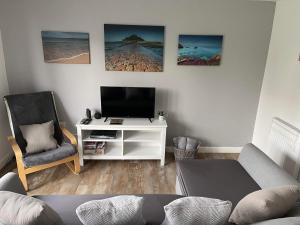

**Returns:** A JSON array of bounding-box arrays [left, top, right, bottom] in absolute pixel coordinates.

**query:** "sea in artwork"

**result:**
[[178, 35, 223, 66], [41, 31, 90, 64], [104, 24, 164, 72]]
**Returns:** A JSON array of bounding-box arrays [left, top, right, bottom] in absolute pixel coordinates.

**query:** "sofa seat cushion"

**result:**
[[176, 159, 261, 208], [23, 142, 76, 168], [35, 194, 182, 225]]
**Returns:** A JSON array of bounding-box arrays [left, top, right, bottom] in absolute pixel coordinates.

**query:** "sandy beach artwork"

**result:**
[[104, 24, 164, 72], [178, 35, 223, 66], [41, 31, 90, 64]]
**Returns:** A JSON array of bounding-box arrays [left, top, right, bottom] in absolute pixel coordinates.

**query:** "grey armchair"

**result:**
[[4, 91, 80, 191]]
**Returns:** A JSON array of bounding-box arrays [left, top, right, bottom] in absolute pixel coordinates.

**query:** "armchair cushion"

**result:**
[[23, 143, 76, 168], [20, 120, 57, 154]]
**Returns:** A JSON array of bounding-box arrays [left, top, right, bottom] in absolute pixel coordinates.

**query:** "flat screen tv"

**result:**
[[100, 86, 155, 118]]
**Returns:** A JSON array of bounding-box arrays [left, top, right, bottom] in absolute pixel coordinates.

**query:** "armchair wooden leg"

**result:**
[[74, 154, 81, 174], [17, 166, 28, 191], [66, 154, 80, 175]]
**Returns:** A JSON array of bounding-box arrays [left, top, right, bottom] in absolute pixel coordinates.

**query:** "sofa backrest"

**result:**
[[0, 172, 26, 195], [238, 143, 299, 189]]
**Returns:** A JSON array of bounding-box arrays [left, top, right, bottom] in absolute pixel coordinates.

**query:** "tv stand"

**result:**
[[148, 118, 153, 123], [104, 117, 108, 122], [76, 118, 167, 167]]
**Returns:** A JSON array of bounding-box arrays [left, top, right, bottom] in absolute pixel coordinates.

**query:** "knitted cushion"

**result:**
[[162, 197, 232, 225], [0, 191, 64, 225], [76, 195, 145, 225]]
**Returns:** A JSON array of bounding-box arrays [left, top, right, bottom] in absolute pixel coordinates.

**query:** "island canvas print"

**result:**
[[177, 35, 223, 66], [104, 24, 164, 72], [41, 31, 90, 64]]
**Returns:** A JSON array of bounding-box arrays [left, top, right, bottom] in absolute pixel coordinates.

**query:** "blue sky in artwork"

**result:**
[[179, 35, 223, 48], [42, 31, 89, 39], [104, 24, 164, 42]]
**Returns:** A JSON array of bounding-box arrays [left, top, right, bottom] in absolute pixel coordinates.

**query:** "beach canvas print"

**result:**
[[178, 35, 223, 66], [104, 24, 164, 72], [41, 31, 90, 64]]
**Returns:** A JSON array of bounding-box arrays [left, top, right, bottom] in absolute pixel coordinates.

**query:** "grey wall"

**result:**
[[253, 0, 300, 151], [0, 0, 275, 147], [0, 30, 12, 169]]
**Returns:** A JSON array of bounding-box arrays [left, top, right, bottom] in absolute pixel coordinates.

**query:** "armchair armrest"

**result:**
[[61, 127, 77, 146], [7, 136, 23, 161]]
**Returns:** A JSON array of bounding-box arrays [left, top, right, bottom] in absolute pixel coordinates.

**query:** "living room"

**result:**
[[0, 0, 300, 224]]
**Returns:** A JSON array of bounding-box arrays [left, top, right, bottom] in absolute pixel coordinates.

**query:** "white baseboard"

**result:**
[[0, 152, 13, 170], [198, 147, 242, 153], [166, 146, 242, 154]]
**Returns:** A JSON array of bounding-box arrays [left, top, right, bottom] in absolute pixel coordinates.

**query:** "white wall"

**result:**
[[0, 0, 275, 147], [253, 0, 300, 150], [0, 30, 12, 169]]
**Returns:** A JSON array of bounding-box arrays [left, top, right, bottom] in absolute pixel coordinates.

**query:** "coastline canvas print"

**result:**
[[104, 24, 164, 72], [41, 31, 90, 64], [177, 35, 223, 66]]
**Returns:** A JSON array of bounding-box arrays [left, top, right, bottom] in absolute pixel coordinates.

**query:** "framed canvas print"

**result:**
[[104, 24, 164, 72], [177, 35, 223, 66], [41, 31, 90, 64]]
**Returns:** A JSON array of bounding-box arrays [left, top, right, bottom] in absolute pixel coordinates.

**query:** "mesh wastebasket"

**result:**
[[173, 137, 200, 160]]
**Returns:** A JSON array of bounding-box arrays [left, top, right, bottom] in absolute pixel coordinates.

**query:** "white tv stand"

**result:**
[[76, 118, 167, 166]]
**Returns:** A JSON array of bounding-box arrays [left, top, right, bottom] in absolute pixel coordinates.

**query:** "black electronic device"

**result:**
[[90, 130, 117, 139], [94, 111, 102, 119], [100, 86, 155, 120], [86, 109, 91, 119]]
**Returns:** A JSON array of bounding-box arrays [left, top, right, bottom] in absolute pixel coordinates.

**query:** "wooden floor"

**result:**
[[2, 153, 238, 196]]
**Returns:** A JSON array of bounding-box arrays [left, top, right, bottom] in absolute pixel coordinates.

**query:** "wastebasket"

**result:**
[[173, 136, 200, 160]]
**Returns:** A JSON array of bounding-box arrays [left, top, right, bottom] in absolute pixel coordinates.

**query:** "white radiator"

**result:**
[[266, 118, 300, 180]]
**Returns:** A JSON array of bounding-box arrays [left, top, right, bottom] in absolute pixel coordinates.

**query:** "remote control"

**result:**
[[80, 118, 92, 124]]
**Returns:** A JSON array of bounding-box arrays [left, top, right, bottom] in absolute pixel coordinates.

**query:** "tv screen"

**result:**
[[100, 86, 155, 118]]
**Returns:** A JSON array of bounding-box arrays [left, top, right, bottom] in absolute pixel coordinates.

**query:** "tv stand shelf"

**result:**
[[76, 118, 167, 166]]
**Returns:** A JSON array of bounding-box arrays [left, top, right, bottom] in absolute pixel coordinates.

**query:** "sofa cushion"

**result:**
[[23, 142, 76, 168], [0, 191, 64, 225], [229, 185, 300, 225], [162, 196, 232, 225], [35, 194, 182, 225], [76, 195, 145, 225], [176, 159, 261, 208]]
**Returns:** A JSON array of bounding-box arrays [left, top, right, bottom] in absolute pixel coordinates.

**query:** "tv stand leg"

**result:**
[[104, 117, 108, 122], [148, 118, 153, 123]]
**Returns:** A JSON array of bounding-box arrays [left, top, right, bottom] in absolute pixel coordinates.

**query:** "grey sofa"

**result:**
[[176, 143, 300, 224], [1, 143, 300, 225]]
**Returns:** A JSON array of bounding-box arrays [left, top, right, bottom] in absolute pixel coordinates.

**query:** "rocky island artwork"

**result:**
[[41, 31, 90, 64], [178, 35, 223, 66], [104, 24, 164, 72]]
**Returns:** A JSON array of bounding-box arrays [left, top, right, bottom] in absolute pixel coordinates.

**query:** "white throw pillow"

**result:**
[[0, 191, 64, 225], [229, 185, 300, 225], [162, 196, 232, 225], [76, 195, 145, 225], [20, 120, 57, 154]]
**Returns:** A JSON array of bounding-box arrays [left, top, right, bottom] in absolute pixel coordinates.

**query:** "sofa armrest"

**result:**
[[251, 217, 300, 225], [0, 172, 26, 195], [238, 143, 299, 189]]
